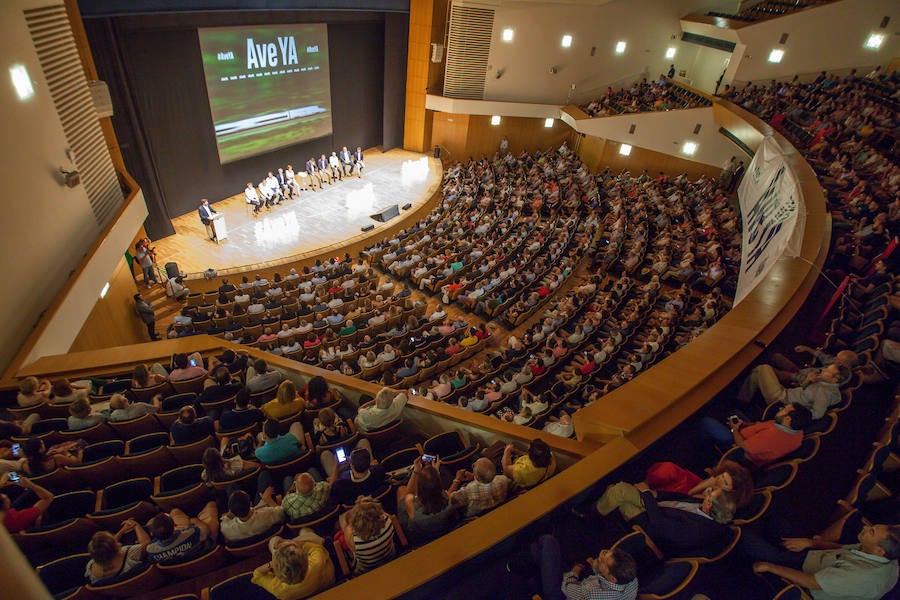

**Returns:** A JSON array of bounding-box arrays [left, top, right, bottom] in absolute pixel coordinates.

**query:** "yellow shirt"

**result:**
[[251, 542, 335, 599], [262, 398, 306, 420], [513, 455, 547, 488]]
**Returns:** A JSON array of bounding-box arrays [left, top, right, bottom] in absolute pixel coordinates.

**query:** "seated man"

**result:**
[[737, 362, 847, 420], [255, 419, 307, 465], [282, 472, 332, 521], [746, 522, 899, 600], [0, 473, 53, 533], [449, 457, 510, 517], [501, 438, 553, 489], [699, 403, 813, 468], [218, 388, 264, 433], [220, 489, 285, 544], [769, 346, 859, 386], [328, 448, 387, 507], [531, 533, 638, 600], [246, 359, 284, 393], [146, 501, 219, 563], [108, 393, 159, 421], [165, 276, 189, 301], [593, 480, 736, 556], [170, 406, 215, 445]]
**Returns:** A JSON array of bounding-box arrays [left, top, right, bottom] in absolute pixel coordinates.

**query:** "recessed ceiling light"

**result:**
[[768, 48, 785, 63], [544, 118, 554, 128], [491, 115, 501, 125], [561, 35, 573, 48], [665, 47, 676, 59], [615, 41, 627, 54], [100, 282, 110, 298], [10, 64, 34, 101], [864, 33, 885, 49], [682, 141, 698, 156], [619, 144, 632, 156], [502, 28, 514, 42]]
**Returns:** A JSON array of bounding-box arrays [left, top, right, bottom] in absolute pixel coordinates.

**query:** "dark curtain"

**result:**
[[382, 12, 408, 150]]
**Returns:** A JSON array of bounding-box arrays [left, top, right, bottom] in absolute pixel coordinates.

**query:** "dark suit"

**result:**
[[630, 490, 730, 557], [317, 158, 331, 184]]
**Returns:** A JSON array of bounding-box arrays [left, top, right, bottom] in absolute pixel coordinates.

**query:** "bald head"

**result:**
[[296, 473, 315, 495], [835, 350, 858, 369], [473, 458, 497, 483]]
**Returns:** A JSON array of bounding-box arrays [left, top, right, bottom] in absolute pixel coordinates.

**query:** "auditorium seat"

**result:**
[[36, 553, 91, 600], [611, 526, 699, 599]]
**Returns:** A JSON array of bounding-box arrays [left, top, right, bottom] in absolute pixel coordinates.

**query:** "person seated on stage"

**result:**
[[339, 146, 353, 175], [245, 182, 262, 214], [306, 157, 322, 189], [284, 164, 300, 198], [264, 171, 283, 205], [317, 154, 332, 184], [746, 521, 900, 600], [275, 167, 292, 198], [328, 152, 343, 181], [255, 419, 307, 465], [146, 502, 219, 564], [354, 146, 366, 177], [165, 275, 189, 301]]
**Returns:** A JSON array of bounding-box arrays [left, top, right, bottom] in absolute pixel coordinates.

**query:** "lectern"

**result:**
[[211, 212, 227, 243]]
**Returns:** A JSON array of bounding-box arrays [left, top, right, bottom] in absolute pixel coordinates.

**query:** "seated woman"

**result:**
[[518, 388, 549, 417], [252, 534, 335, 599], [67, 397, 106, 431], [200, 447, 260, 486], [339, 496, 396, 575], [131, 364, 167, 390], [645, 460, 754, 508], [501, 439, 553, 489], [49, 379, 90, 405], [170, 406, 215, 446], [311, 408, 350, 448], [428, 374, 453, 400], [85, 520, 150, 584], [21, 437, 82, 476], [262, 380, 306, 420], [396, 458, 457, 545], [542, 411, 574, 438], [354, 388, 408, 433], [17, 376, 51, 408]]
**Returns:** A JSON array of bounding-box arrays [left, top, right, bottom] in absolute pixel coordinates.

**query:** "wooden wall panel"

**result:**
[[578, 134, 720, 180], [431, 113, 575, 162], [69, 256, 145, 352], [404, 0, 434, 152]]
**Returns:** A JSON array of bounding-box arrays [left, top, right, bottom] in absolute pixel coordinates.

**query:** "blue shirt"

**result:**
[[255, 433, 303, 464]]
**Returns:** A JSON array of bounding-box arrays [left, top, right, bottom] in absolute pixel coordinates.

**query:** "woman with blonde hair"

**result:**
[[251, 534, 335, 599], [340, 496, 395, 575], [262, 380, 306, 420], [17, 376, 51, 408]]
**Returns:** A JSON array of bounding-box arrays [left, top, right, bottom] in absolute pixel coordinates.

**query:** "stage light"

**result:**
[[502, 28, 514, 42], [100, 282, 110, 299], [682, 141, 698, 156], [10, 64, 34, 101], [615, 41, 627, 54], [561, 35, 573, 48], [665, 47, 676, 59], [618, 144, 632, 156], [864, 33, 885, 49], [491, 115, 501, 125], [544, 118, 554, 128], [767, 49, 784, 63]]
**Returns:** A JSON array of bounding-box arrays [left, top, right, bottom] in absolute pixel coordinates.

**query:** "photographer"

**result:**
[[699, 404, 813, 468]]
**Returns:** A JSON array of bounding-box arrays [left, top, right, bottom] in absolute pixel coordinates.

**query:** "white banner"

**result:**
[[734, 137, 804, 305]]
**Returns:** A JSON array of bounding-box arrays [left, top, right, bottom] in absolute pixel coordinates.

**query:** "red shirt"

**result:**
[[740, 421, 802, 467], [3, 506, 40, 533], [529, 363, 546, 376]]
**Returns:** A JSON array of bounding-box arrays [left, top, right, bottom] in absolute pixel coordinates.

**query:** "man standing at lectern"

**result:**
[[198, 199, 218, 241]]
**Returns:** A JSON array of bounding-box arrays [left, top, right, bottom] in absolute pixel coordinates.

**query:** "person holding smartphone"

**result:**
[[0, 471, 54, 532], [167, 352, 207, 382]]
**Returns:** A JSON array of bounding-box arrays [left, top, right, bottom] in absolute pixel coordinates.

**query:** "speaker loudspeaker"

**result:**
[[361, 224, 375, 232], [402, 203, 412, 211], [165, 262, 180, 279]]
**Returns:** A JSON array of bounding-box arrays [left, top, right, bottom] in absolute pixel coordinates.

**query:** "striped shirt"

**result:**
[[561, 571, 638, 600], [351, 518, 395, 574]]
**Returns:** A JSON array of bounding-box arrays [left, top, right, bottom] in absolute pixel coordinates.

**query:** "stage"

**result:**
[[152, 148, 443, 275]]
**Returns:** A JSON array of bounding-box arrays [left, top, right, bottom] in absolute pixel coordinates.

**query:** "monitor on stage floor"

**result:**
[[198, 23, 333, 164]]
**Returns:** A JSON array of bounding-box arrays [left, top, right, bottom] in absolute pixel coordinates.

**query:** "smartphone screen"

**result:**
[[335, 447, 347, 463], [190, 358, 198, 367], [11, 443, 20, 457], [421, 454, 435, 463], [8, 472, 20, 482], [411, 388, 417, 395]]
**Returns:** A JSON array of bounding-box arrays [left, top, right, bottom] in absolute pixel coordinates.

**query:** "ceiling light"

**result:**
[[100, 282, 110, 299], [682, 141, 698, 156], [10, 64, 34, 101], [502, 28, 514, 42], [561, 35, 573, 48], [544, 118, 554, 128], [767, 49, 784, 63], [491, 115, 501, 125], [665, 47, 676, 59], [864, 33, 885, 49], [615, 41, 627, 54], [619, 144, 632, 156]]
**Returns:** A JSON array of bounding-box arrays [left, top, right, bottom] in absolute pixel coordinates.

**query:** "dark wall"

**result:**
[[84, 10, 404, 238]]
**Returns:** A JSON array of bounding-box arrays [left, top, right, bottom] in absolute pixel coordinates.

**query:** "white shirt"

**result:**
[[245, 186, 259, 203], [329, 154, 341, 168]]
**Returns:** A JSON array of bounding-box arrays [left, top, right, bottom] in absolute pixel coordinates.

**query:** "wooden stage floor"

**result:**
[[153, 149, 442, 275]]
